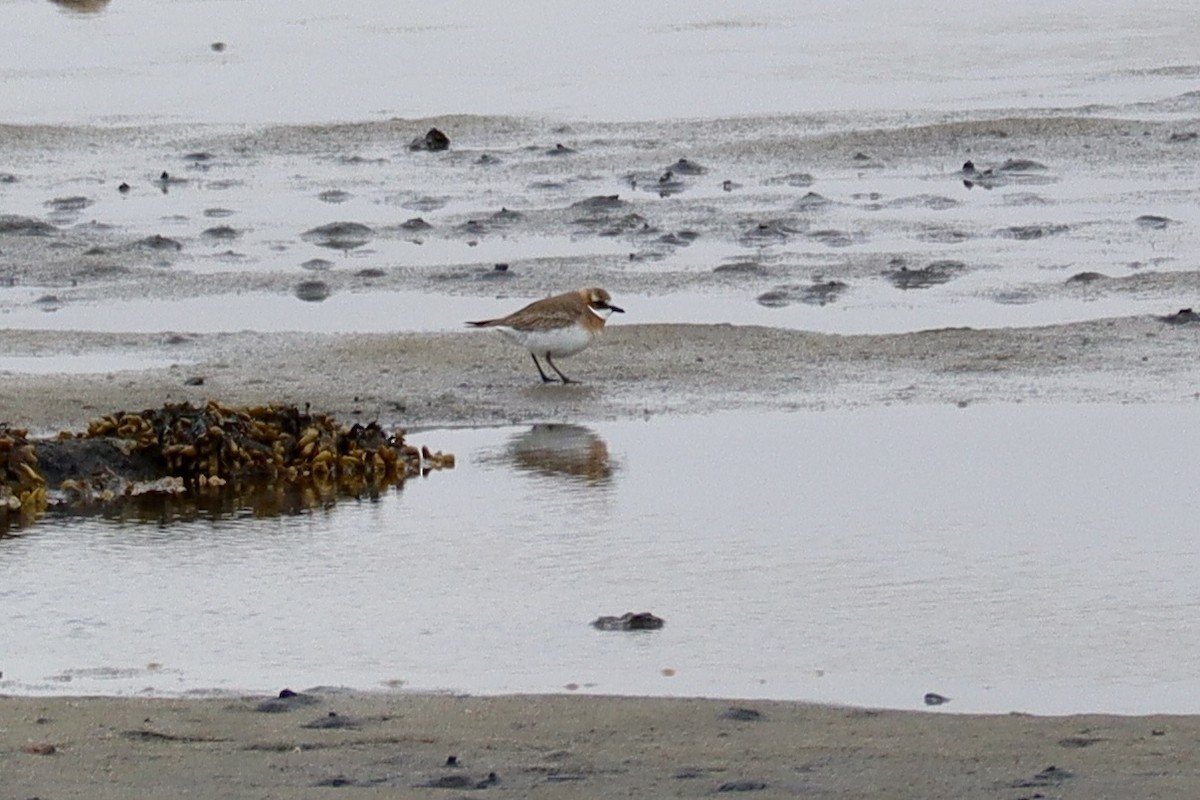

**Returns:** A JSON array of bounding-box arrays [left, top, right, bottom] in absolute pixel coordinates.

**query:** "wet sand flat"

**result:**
[[2, 314, 1199, 436], [6, 691, 1200, 799]]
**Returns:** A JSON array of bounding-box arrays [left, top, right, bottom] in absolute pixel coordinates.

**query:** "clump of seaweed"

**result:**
[[0, 426, 49, 526], [1, 401, 453, 532]]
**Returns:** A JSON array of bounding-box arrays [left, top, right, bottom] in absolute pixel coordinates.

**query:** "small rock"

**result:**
[[592, 611, 664, 630], [254, 688, 320, 713], [1011, 765, 1073, 788], [410, 128, 450, 152], [923, 692, 950, 706], [302, 711, 360, 730], [721, 707, 762, 721], [668, 158, 707, 175], [570, 195, 625, 211], [20, 743, 57, 755], [1058, 735, 1102, 748], [717, 780, 768, 792], [419, 772, 498, 789]]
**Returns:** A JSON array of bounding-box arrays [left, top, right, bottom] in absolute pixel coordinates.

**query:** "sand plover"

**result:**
[[467, 288, 624, 383]]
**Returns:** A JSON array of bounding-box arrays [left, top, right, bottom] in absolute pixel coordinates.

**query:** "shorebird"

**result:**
[[467, 288, 624, 383]]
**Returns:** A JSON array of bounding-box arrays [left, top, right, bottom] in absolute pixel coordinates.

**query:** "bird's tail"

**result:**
[[465, 319, 497, 328]]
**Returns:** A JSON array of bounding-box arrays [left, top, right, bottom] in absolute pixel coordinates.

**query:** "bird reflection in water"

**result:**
[[508, 424, 613, 485], [48, 0, 111, 12]]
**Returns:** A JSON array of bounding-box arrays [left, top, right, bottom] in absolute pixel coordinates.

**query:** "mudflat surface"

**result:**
[[5, 691, 1199, 800], [2, 314, 1199, 436]]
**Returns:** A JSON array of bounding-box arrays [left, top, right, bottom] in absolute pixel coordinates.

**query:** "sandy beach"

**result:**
[[4, 690, 1200, 799]]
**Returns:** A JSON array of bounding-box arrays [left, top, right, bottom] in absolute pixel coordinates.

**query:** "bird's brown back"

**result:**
[[467, 290, 589, 331]]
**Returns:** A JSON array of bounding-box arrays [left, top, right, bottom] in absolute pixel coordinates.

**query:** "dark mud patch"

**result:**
[[915, 226, 972, 244], [0, 214, 56, 235], [1159, 307, 1200, 324], [807, 228, 858, 248], [756, 281, 849, 307], [739, 220, 800, 245], [397, 217, 433, 231], [44, 196, 93, 213], [317, 189, 353, 204], [130, 234, 183, 252], [1135, 214, 1177, 229], [765, 172, 815, 187], [997, 223, 1070, 240], [886, 259, 967, 289], [713, 260, 767, 276], [880, 194, 960, 210], [201, 225, 240, 240], [302, 221, 373, 250], [295, 280, 331, 302], [792, 191, 831, 210]]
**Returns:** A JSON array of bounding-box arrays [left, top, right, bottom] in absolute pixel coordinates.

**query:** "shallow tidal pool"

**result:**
[[2, 403, 1198, 715]]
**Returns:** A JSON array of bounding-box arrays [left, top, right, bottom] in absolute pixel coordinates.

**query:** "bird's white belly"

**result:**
[[499, 324, 593, 357]]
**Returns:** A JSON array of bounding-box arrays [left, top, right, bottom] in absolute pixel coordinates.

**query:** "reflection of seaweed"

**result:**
[[42, 477, 387, 526], [1, 401, 453, 533], [48, 0, 111, 13], [509, 424, 613, 484]]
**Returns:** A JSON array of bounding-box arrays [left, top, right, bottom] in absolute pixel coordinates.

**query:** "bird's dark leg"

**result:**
[[530, 354, 556, 383], [545, 354, 574, 384]]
